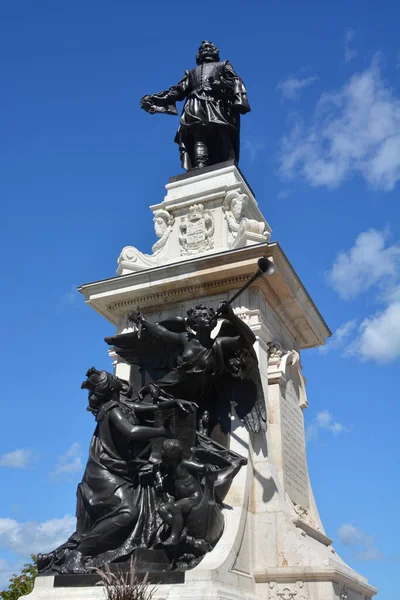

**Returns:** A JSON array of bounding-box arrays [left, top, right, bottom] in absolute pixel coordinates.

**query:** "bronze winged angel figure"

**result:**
[[105, 300, 267, 438]]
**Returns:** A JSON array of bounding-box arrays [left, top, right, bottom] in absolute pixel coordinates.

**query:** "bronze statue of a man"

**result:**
[[140, 41, 250, 171]]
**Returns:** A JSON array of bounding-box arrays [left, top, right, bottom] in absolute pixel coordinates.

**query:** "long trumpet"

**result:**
[[218, 257, 275, 312]]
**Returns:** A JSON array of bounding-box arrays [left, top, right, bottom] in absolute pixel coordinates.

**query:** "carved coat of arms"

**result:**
[[179, 203, 214, 255]]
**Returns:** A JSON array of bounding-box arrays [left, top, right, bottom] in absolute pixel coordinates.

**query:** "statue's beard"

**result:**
[[199, 52, 218, 63]]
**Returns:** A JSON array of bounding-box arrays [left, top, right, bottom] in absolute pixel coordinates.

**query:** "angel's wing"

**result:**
[[104, 317, 186, 375], [232, 346, 267, 433], [214, 319, 267, 434]]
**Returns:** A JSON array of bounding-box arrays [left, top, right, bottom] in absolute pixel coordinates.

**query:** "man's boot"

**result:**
[[193, 135, 209, 169]]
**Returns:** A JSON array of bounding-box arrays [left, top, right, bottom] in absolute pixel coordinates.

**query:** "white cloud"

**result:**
[[279, 58, 400, 190], [277, 74, 319, 100], [339, 523, 365, 546], [325, 229, 400, 363], [344, 29, 357, 64], [316, 411, 349, 434], [328, 229, 400, 300], [0, 515, 75, 556], [50, 442, 83, 479], [306, 410, 350, 442], [338, 524, 383, 561], [277, 190, 290, 200], [0, 449, 33, 469], [350, 301, 400, 363], [319, 319, 357, 354], [315, 411, 332, 428]]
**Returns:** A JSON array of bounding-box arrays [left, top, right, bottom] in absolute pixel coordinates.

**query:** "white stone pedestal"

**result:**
[[26, 165, 376, 600], [117, 162, 271, 274]]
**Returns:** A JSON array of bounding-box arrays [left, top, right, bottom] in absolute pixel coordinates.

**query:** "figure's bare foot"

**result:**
[[163, 534, 180, 546], [58, 550, 87, 574], [37, 553, 50, 571]]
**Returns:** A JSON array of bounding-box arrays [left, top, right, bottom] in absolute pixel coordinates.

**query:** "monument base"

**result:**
[[25, 574, 253, 600], [62, 164, 377, 600], [25, 415, 376, 600]]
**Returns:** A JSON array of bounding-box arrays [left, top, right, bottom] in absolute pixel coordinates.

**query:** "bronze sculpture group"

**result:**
[[37, 299, 267, 574], [37, 42, 266, 577]]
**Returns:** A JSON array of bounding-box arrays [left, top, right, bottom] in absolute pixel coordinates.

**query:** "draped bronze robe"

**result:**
[[145, 61, 250, 170]]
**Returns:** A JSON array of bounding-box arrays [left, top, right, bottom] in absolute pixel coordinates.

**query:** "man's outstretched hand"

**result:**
[[216, 301, 234, 318], [140, 95, 156, 114]]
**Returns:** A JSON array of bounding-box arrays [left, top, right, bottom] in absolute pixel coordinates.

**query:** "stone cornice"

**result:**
[[254, 565, 377, 596], [257, 278, 308, 347], [78, 242, 331, 349], [107, 273, 250, 315]]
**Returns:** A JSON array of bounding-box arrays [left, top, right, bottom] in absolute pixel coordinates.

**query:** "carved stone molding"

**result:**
[[267, 343, 299, 377], [223, 190, 269, 248], [266, 342, 309, 408], [292, 499, 317, 527], [267, 341, 285, 364], [106, 273, 251, 317], [151, 209, 175, 254], [117, 208, 174, 274], [269, 580, 307, 600], [179, 203, 214, 255], [117, 246, 156, 273], [256, 568, 375, 597], [284, 493, 333, 546]]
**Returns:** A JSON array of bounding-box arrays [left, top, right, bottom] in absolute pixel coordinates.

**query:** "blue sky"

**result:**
[[0, 0, 398, 597]]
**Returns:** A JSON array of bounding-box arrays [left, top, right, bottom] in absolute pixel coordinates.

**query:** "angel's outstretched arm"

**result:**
[[228, 313, 256, 346], [217, 302, 256, 355], [141, 317, 183, 345]]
